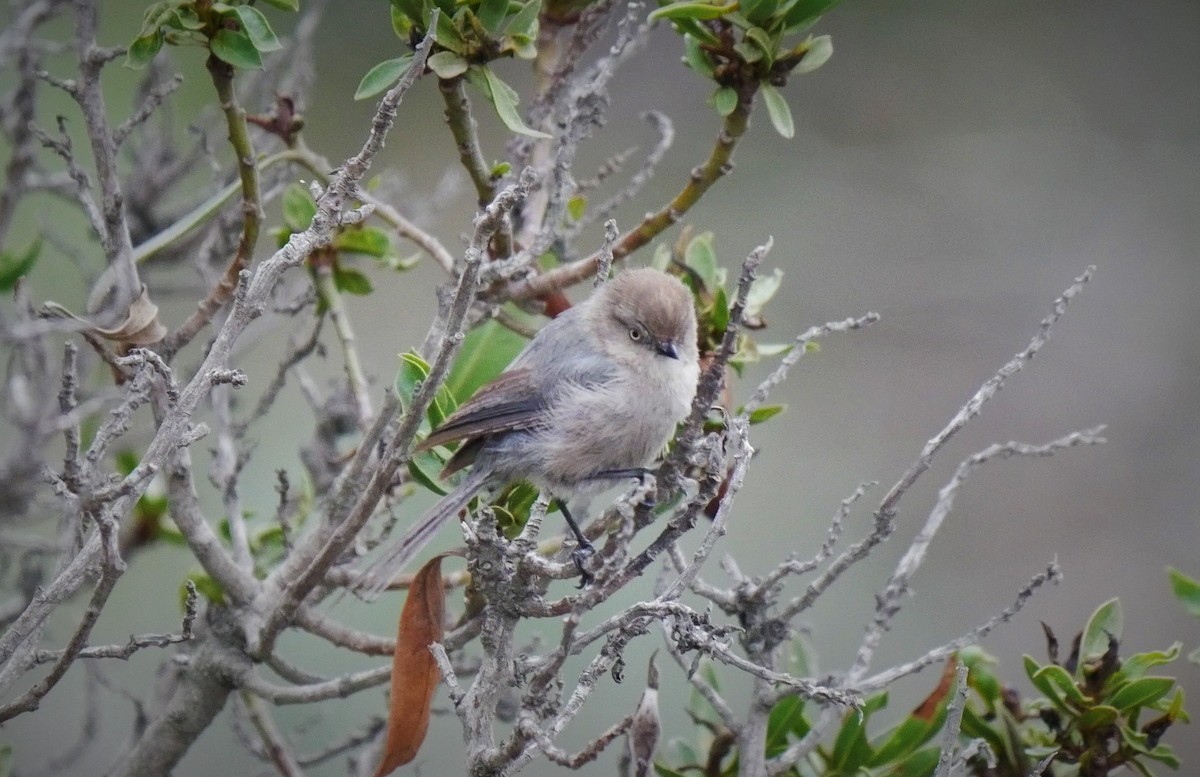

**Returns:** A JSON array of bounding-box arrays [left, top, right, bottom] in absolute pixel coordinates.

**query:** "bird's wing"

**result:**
[[415, 368, 544, 452]]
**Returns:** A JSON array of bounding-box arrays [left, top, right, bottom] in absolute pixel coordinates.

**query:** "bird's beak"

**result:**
[[656, 341, 679, 360]]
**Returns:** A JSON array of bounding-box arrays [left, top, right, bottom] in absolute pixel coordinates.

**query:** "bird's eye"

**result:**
[[628, 328, 642, 341]]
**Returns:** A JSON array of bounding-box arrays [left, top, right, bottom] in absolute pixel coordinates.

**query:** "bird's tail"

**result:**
[[354, 466, 491, 601]]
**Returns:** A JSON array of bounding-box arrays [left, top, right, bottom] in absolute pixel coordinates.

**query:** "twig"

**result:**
[[932, 662, 971, 777]]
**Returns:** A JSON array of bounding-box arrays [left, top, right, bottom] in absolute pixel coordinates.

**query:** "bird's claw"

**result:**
[[571, 542, 596, 589]]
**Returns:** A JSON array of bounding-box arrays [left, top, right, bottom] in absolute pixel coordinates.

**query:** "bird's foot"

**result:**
[[571, 542, 596, 589]]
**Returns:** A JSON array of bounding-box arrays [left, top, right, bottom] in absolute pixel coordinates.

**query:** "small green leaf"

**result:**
[[683, 231, 721, 291], [741, 0, 778, 25], [566, 194, 587, 222], [1033, 664, 1087, 706], [210, 28, 264, 69], [765, 695, 809, 756], [794, 34, 833, 74], [335, 227, 391, 258], [1108, 676, 1175, 711], [755, 342, 793, 357], [1120, 643, 1182, 680], [652, 763, 689, 777], [259, 0, 300, 11], [649, 1, 737, 22], [503, 0, 541, 37], [0, 237, 41, 291], [391, 0, 426, 26], [745, 267, 783, 319], [227, 5, 282, 52], [435, 10, 468, 53], [465, 65, 551, 138], [391, 5, 412, 37], [782, 0, 841, 32], [125, 30, 165, 69], [136, 1, 177, 37], [712, 86, 738, 116], [747, 404, 786, 424], [1079, 705, 1119, 731], [409, 449, 450, 495], [396, 351, 431, 409], [709, 286, 730, 333], [354, 54, 414, 100], [1079, 598, 1123, 675], [760, 82, 795, 139], [683, 35, 715, 77], [1168, 567, 1200, 617], [427, 50, 469, 79], [883, 746, 940, 777], [281, 183, 317, 232], [333, 266, 373, 296], [477, 0, 508, 32], [187, 574, 226, 606], [445, 317, 528, 401]]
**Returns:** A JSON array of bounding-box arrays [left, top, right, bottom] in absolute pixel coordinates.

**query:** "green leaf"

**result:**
[[1108, 676, 1175, 711], [1168, 567, 1200, 617], [187, 574, 226, 606], [465, 65, 552, 138], [760, 82, 795, 139], [333, 266, 373, 296], [869, 717, 934, 768], [712, 86, 738, 116], [409, 449, 450, 495], [391, 0, 426, 26], [227, 5, 282, 52], [335, 227, 391, 258], [445, 317, 528, 401], [747, 404, 786, 424], [709, 286, 730, 334], [1033, 664, 1087, 707], [0, 237, 41, 291], [1120, 643, 1182, 680], [831, 693, 887, 772], [566, 194, 587, 222], [434, 10, 468, 53], [210, 28, 264, 69], [765, 696, 809, 756], [477, 0, 509, 32], [135, 1, 179, 37], [684, 35, 716, 77], [781, 0, 841, 32], [125, 30, 165, 69], [652, 764, 689, 777], [396, 351, 432, 410], [683, 231, 720, 291], [282, 183, 317, 232], [1079, 598, 1123, 675], [745, 267, 783, 319], [1078, 705, 1119, 731], [391, 5, 412, 37], [259, 0, 300, 11], [741, 0, 778, 26], [649, 1, 737, 22], [794, 33, 833, 74], [355, 54, 414, 100], [503, 0, 541, 37], [0, 743, 12, 777], [427, 50, 469, 79], [883, 746, 939, 777]]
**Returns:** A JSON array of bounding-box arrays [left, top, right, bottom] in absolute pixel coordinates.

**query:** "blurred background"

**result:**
[[3, 0, 1198, 774]]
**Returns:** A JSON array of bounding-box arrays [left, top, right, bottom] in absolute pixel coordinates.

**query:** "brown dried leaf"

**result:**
[[373, 555, 446, 777], [912, 656, 958, 721]]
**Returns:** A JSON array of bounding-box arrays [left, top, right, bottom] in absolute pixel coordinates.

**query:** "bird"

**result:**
[[356, 267, 699, 597]]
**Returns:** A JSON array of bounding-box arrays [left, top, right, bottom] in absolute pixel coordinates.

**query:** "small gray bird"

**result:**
[[357, 267, 699, 597]]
